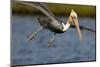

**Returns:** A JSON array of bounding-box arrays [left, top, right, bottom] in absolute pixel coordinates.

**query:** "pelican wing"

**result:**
[[16, 1, 57, 21]]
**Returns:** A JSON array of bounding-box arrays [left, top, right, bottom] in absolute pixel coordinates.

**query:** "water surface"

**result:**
[[11, 15, 96, 66]]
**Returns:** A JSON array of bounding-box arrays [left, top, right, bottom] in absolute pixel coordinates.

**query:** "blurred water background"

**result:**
[[11, 1, 96, 66], [11, 14, 96, 66]]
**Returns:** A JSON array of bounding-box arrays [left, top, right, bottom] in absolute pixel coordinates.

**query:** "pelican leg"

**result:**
[[27, 27, 43, 40], [48, 33, 56, 47]]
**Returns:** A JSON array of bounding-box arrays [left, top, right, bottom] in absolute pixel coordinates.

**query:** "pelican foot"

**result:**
[[48, 33, 56, 47]]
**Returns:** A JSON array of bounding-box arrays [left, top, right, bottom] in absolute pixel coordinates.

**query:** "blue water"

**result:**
[[11, 15, 96, 66]]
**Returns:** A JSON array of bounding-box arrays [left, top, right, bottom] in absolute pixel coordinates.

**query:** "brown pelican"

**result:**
[[16, 1, 83, 47]]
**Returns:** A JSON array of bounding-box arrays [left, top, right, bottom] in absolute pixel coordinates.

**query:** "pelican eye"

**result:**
[[73, 16, 77, 19]]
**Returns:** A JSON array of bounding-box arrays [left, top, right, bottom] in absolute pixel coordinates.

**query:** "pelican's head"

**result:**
[[62, 9, 83, 41]]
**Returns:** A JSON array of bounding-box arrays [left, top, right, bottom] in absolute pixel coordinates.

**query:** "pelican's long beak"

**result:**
[[71, 16, 83, 41]]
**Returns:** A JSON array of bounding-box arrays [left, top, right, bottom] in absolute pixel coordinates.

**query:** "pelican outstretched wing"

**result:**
[[16, 1, 57, 21]]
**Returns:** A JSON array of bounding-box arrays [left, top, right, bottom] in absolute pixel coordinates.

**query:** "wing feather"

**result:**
[[16, 1, 57, 21]]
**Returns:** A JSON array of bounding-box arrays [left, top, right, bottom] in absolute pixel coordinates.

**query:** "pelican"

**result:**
[[16, 1, 83, 47]]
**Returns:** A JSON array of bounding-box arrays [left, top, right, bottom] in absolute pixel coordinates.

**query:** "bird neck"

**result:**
[[65, 21, 71, 30], [62, 16, 72, 32], [65, 16, 71, 29], [62, 20, 71, 32]]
